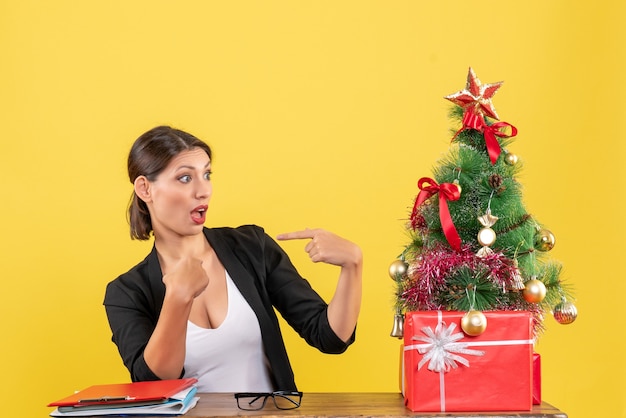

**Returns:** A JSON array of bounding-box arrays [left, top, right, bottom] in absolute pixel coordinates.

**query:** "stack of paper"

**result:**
[[47, 378, 199, 416]]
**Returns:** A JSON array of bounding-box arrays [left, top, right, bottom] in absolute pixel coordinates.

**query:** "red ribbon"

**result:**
[[462, 108, 486, 131], [452, 109, 518, 166], [482, 122, 518, 165], [451, 109, 486, 141], [410, 177, 462, 251]]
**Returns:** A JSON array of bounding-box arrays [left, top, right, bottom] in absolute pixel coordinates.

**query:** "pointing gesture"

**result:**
[[277, 228, 362, 268], [278, 227, 362, 342]]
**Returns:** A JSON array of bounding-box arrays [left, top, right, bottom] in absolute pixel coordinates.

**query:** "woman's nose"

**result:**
[[195, 180, 212, 198]]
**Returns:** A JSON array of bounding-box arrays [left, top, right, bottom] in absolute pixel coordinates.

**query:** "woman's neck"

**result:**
[[154, 230, 210, 265]]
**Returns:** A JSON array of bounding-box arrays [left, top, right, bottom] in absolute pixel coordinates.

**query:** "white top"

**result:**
[[183, 271, 274, 393]]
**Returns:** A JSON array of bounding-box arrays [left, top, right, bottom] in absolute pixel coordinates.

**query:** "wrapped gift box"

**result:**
[[533, 352, 541, 405], [403, 310, 533, 412]]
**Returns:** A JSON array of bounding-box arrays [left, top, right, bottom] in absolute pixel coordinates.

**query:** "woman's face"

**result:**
[[145, 148, 212, 239]]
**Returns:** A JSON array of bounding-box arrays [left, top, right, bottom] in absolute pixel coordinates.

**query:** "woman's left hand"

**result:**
[[278, 228, 363, 342], [277, 228, 362, 268]]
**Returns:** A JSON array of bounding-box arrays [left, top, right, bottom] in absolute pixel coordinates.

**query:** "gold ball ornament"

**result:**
[[523, 279, 547, 303], [553, 300, 578, 324], [504, 152, 518, 166], [453, 179, 462, 195], [388, 260, 408, 280], [534, 228, 556, 252], [461, 310, 487, 336]]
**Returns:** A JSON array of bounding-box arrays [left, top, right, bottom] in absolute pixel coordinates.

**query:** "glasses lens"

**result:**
[[236, 394, 268, 410], [272, 392, 302, 410]]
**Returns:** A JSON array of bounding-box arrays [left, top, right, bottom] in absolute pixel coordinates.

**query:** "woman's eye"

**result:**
[[178, 175, 191, 183], [204, 171, 212, 180]]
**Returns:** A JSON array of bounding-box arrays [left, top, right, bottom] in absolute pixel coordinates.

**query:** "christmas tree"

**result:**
[[389, 68, 577, 338]]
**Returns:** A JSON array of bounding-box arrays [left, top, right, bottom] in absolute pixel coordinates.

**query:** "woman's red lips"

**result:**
[[191, 205, 208, 224]]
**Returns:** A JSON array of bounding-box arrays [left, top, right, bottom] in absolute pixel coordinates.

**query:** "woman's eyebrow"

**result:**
[[175, 161, 211, 171]]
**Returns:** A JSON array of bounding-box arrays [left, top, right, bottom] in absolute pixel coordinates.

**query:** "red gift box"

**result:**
[[403, 310, 533, 412], [533, 352, 541, 404]]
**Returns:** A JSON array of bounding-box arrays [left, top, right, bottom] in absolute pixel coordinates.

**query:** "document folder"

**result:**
[[47, 378, 197, 408]]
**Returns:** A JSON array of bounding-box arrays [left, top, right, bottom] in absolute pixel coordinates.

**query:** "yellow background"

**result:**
[[1, 2, 624, 417]]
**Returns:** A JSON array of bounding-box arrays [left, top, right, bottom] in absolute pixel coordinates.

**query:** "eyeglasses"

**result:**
[[234, 391, 303, 410]]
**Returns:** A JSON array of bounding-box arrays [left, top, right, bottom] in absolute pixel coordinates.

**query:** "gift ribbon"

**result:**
[[409, 177, 461, 251], [403, 311, 535, 412], [405, 311, 485, 373], [482, 121, 518, 165]]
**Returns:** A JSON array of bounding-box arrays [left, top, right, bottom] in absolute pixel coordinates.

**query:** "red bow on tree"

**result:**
[[482, 121, 518, 165], [410, 177, 462, 251], [451, 118, 518, 165]]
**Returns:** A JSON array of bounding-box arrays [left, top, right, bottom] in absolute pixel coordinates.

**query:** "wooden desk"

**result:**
[[186, 393, 567, 418]]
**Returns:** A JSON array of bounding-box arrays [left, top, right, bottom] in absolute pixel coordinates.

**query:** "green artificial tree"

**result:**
[[389, 68, 577, 339]]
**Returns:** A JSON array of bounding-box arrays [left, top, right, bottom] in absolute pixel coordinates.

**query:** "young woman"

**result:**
[[104, 126, 362, 392]]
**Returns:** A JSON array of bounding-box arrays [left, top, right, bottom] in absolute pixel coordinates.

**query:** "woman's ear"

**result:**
[[134, 176, 152, 203]]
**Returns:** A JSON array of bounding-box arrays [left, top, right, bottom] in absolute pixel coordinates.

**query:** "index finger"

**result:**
[[276, 229, 316, 241]]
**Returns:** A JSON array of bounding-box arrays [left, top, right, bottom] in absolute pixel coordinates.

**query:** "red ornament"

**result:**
[[445, 67, 503, 128]]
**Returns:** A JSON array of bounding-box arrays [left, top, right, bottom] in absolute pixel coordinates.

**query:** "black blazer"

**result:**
[[104, 225, 355, 391]]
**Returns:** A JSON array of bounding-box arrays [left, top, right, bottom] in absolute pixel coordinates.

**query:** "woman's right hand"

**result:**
[[162, 257, 210, 302], [144, 256, 209, 380]]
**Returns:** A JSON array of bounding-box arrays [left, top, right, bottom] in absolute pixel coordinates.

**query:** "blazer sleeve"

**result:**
[[103, 267, 182, 382], [256, 228, 356, 353]]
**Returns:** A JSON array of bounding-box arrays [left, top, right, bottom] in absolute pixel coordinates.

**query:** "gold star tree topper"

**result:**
[[445, 67, 503, 121]]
